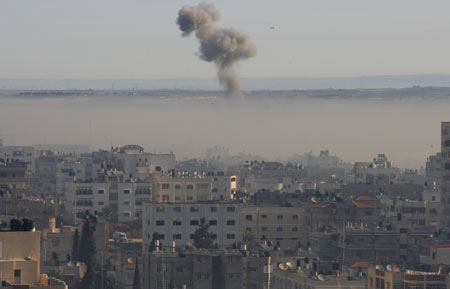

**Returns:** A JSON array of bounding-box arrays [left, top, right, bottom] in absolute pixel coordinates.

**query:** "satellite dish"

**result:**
[[376, 265, 384, 270], [317, 274, 327, 281], [386, 265, 393, 271], [279, 263, 288, 271], [286, 262, 295, 270], [311, 197, 318, 203]]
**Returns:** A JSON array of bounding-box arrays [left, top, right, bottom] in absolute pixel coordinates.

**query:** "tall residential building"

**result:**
[[426, 152, 441, 190], [441, 122, 450, 229], [142, 202, 243, 249]]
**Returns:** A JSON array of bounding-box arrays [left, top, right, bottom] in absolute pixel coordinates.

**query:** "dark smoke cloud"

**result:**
[[176, 3, 256, 96]]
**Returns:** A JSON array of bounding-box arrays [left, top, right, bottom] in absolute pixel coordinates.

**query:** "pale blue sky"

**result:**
[[2, 0, 450, 79]]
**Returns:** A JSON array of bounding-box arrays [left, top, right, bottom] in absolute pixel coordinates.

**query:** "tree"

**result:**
[[79, 219, 96, 267], [192, 218, 216, 249], [79, 263, 95, 289], [132, 257, 141, 289], [148, 232, 160, 252], [72, 229, 80, 262], [22, 219, 34, 231]]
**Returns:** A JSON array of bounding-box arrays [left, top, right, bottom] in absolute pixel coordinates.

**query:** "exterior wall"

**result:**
[[42, 228, 76, 265], [421, 247, 450, 266], [152, 175, 214, 203], [0, 231, 41, 285], [0, 162, 27, 190], [441, 122, 450, 229], [143, 202, 243, 249], [368, 265, 447, 289], [145, 250, 243, 289], [426, 152, 441, 191], [0, 146, 36, 173], [67, 182, 111, 224], [118, 182, 152, 222], [242, 205, 307, 249]]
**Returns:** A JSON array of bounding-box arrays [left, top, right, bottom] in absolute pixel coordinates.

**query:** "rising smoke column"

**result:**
[[176, 3, 256, 96]]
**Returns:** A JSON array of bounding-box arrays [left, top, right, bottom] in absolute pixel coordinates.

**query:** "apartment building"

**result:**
[[368, 264, 448, 289], [144, 248, 243, 289], [426, 152, 441, 191], [151, 174, 216, 202], [0, 230, 67, 289], [142, 202, 243, 249], [0, 161, 27, 191], [242, 203, 307, 249], [441, 121, 450, 229], [0, 146, 36, 174], [353, 154, 401, 184], [118, 181, 152, 222], [67, 179, 152, 224]]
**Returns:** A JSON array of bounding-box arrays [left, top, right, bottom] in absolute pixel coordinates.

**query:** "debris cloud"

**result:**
[[176, 3, 256, 96]]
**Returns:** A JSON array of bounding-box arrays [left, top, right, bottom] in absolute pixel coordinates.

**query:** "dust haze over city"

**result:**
[[3, 1, 450, 289]]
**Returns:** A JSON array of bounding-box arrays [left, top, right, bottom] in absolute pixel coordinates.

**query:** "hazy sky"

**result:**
[[2, 0, 450, 79]]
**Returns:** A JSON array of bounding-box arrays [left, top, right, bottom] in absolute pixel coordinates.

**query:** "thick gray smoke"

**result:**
[[176, 3, 256, 96]]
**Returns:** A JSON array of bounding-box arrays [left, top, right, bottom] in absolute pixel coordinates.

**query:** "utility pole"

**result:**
[[267, 255, 271, 289]]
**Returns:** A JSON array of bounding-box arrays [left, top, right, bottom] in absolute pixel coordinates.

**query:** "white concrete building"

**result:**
[[117, 181, 152, 222], [66, 182, 111, 223], [353, 154, 401, 184], [142, 202, 243, 248], [0, 146, 36, 173]]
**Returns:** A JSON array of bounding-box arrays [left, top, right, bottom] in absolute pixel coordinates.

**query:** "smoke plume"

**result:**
[[176, 3, 256, 96]]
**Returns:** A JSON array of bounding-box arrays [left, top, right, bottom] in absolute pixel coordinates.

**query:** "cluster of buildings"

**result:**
[[2, 123, 450, 288]]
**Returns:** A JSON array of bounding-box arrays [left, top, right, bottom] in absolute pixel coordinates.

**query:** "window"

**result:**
[[98, 201, 104, 206], [209, 220, 217, 226], [173, 220, 182, 226], [173, 206, 182, 212], [292, 215, 298, 219], [173, 234, 182, 240], [162, 194, 169, 201], [156, 206, 165, 213], [198, 183, 210, 189], [262, 215, 267, 219], [231, 177, 236, 182], [246, 227, 252, 232], [226, 233, 235, 239], [156, 220, 165, 226], [162, 183, 170, 189], [292, 227, 298, 232], [190, 220, 199, 226], [190, 206, 199, 212], [190, 234, 195, 239], [262, 227, 267, 231], [277, 227, 283, 232], [124, 189, 131, 194], [175, 184, 181, 190], [158, 234, 165, 240], [124, 201, 130, 205], [227, 220, 236, 226], [209, 206, 218, 212], [187, 196, 194, 201], [176, 267, 183, 273], [98, 189, 104, 194], [227, 206, 235, 212], [246, 215, 253, 221], [277, 215, 283, 220], [186, 184, 194, 190]]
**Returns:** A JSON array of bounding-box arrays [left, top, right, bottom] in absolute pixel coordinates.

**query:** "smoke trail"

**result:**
[[176, 3, 256, 96]]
